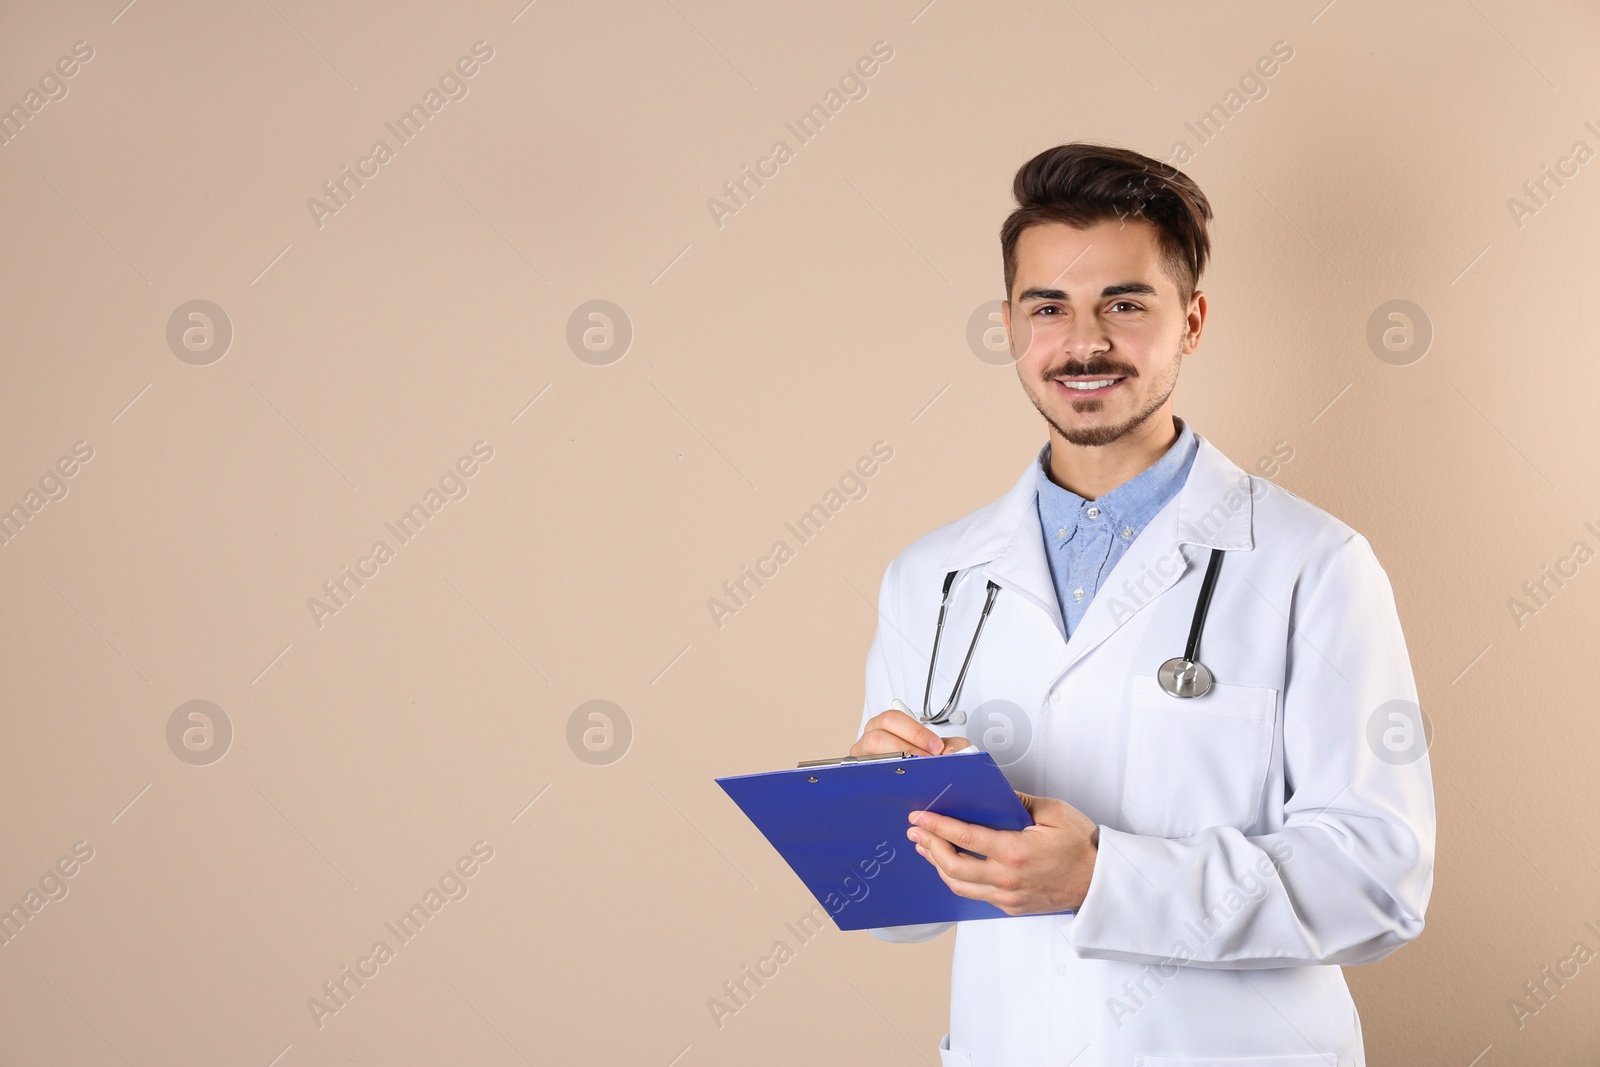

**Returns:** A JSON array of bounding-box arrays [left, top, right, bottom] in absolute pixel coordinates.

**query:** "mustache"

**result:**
[[1046, 361, 1136, 378]]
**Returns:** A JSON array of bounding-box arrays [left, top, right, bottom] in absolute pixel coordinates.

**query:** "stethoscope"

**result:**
[[919, 546, 1226, 725]]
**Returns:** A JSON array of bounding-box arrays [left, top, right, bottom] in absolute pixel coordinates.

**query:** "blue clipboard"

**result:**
[[716, 749, 1052, 931]]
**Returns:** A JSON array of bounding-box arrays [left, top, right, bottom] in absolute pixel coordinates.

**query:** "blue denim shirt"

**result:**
[[1035, 416, 1198, 637]]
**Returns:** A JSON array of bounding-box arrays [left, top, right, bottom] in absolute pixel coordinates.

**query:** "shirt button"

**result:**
[[1056, 527, 1069, 538], [1085, 506, 1100, 519], [1050, 690, 1061, 703], [1072, 587, 1084, 601], [1057, 965, 1068, 975], [1121, 526, 1134, 539]]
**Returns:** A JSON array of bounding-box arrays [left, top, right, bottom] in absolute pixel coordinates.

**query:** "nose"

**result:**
[[1057, 309, 1109, 359], [1013, 308, 1109, 365]]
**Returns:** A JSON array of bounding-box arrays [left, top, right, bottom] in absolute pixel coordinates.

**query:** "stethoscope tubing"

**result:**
[[1184, 547, 1225, 664], [922, 569, 999, 726], [920, 544, 1227, 722]]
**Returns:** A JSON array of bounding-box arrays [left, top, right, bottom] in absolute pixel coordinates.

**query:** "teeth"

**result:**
[[1061, 378, 1119, 390]]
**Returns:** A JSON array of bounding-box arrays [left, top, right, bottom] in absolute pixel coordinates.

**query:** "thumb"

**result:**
[[1015, 790, 1062, 825]]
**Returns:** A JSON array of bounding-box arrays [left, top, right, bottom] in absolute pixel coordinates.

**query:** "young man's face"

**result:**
[[1003, 218, 1203, 448]]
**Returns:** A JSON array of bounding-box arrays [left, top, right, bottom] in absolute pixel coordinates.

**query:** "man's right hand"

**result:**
[[851, 707, 971, 758]]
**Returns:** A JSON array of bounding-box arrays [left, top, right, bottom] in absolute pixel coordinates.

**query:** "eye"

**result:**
[[1109, 301, 1143, 313], [1032, 304, 1061, 317]]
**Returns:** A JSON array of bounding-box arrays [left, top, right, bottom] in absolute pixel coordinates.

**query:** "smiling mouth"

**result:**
[[1053, 376, 1127, 396]]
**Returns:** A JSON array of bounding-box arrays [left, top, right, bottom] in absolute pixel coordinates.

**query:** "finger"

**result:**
[[1016, 790, 1054, 821], [851, 728, 917, 757], [867, 709, 944, 756], [908, 809, 1004, 862], [852, 725, 941, 758], [1014, 791, 1082, 830], [916, 841, 1005, 905], [913, 826, 1005, 887], [939, 736, 974, 754]]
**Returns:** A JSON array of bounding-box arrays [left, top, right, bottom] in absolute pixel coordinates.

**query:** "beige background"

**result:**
[[0, 0, 1596, 1063]]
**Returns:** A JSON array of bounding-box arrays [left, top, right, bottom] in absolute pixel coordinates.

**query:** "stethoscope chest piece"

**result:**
[[1156, 545, 1226, 699], [1157, 656, 1214, 698]]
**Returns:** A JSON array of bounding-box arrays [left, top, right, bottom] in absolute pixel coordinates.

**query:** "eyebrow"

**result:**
[[1016, 281, 1159, 302]]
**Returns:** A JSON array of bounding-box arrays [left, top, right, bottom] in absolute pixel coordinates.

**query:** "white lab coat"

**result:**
[[856, 431, 1434, 1067]]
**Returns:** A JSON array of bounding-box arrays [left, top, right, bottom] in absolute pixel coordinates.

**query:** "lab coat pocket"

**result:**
[[1136, 1055, 1336, 1066], [937, 1031, 972, 1066], [1121, 675, 1277, 838]]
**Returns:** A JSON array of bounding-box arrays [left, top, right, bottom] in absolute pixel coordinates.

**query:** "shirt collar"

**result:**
[[1034, 415, 1197, 542]]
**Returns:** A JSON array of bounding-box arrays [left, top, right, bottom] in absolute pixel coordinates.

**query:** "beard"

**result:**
[[1019, 339, 1182, 448]]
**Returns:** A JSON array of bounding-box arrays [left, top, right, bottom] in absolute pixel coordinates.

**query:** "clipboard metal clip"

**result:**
[[796, 751, 910, 769]]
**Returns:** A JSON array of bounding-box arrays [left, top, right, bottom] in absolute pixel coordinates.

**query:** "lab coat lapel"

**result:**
[[1054, 433, 1256, 675], [935, 433, 1255, 665], [937, 459, 1066, 640]]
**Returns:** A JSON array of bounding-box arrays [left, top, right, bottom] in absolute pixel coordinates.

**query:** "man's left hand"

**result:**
[[908, 792, 1100, 914]]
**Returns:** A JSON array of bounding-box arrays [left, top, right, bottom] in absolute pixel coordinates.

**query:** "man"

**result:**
[[851, 143, 1435, 1065]]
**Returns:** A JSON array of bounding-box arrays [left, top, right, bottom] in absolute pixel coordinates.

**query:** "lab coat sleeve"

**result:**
[[1065, 532, 1435, 968], [858, 556, 955, 945]]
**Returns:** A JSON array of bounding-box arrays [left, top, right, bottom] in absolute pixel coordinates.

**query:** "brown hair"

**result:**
[[1000, 143, 1213, 306]]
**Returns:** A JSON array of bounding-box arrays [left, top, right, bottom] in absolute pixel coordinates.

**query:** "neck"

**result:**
[[1045, 413, 1180, 500]]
